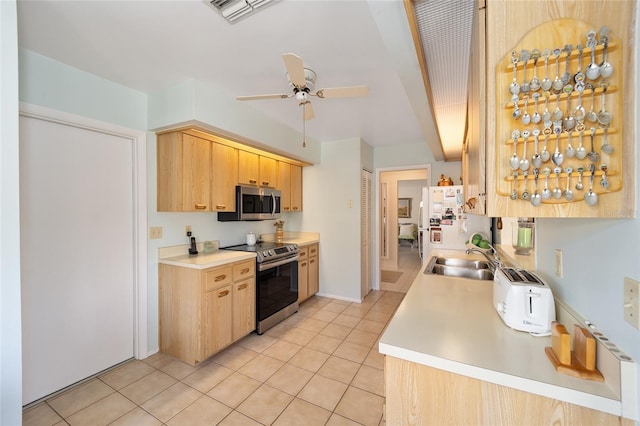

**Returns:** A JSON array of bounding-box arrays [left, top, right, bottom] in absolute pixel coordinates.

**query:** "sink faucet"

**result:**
[[465, 245, 502, 271]]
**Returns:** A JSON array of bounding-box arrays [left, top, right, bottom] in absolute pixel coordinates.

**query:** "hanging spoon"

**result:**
[[540, 128, 551, 162], [532, 129, 542, 168], [520, 50, 531, 94], [599, 164, 610, 190], [542, 91, 552, 123], [541, 49, 552, 91], [552, 93, 563, 121], [563, 88, 576, 131], [586, 30, 601, 80], [552, 167, 563, 199], [573, 90, 586, 123], [519, 130, 530, 171], [531, 93, 541, 124], [597, 84, 611, 126], [510, 130, 520, 169], [531, 168, 542, 206], [576, 128, 587, 159], [509, 52, 521, 95], [587, 127, 600, 163], [599, 27, 613, 78], [510, 172, 518, 200], [575, 166, 585, 190], [512, 94, 522, 120], [542, 167, 552, 199], [601, 126, 614, 154], [585, 163, 598, 205], [565, 130, 576, 158], [574, 44, 586, 92], [552, 130, 564, 166], [552, 48, 564, 93], [586, 84, 597, 123], [522, 96, 531, 125], [561, 44, 573, 85], [521, 171, 530, 200], [563, 167, 574, 201], [530, 49, 541, 92]]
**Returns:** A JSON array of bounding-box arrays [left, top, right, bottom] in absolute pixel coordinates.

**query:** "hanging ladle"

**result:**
[[587, 127, 600, 163]]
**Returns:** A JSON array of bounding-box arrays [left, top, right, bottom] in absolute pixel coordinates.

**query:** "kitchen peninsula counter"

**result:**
[[379, 249, 635, 424]]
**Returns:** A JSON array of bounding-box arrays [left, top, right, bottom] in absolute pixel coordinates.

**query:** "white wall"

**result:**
[[1, 1, 23, 424], [398, 180, 426, 224]]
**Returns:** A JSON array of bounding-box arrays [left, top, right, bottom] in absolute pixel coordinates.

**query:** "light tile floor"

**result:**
[[23, 290, 405, 426]]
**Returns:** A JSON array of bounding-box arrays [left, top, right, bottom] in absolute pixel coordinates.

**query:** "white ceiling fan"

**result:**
[[237, 53, 369, 123]]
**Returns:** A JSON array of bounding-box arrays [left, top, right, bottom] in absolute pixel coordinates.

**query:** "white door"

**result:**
[[20, 115, 135, 404]]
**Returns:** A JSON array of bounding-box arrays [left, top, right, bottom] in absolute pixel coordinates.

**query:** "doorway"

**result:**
[[378, 167, 429, 292]]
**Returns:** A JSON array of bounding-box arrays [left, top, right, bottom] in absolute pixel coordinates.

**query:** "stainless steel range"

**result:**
[[222, 241, 299, 334]]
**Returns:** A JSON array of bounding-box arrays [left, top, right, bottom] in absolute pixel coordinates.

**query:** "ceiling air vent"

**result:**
[[207, 0, 276, 23]]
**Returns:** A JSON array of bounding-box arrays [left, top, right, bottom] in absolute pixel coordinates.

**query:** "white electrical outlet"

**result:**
[[185, 225, 192, 236], [623, 277, 640, 330], [555, 249, 563, 278]]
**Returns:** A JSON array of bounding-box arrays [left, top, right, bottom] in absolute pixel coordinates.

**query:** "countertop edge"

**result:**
[[378, 342, 622, 417], [158, 251, 256, 269]]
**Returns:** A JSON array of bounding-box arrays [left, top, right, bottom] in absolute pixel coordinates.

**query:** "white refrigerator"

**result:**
[[418, 185, 491, 261]]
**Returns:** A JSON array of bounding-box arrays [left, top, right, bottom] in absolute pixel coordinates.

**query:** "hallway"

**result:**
[[380, 245, 423, 293]]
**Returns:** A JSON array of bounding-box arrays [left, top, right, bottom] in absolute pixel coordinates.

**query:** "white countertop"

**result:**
[[158, 250, 255, 270], [379, 249, 623, 417]]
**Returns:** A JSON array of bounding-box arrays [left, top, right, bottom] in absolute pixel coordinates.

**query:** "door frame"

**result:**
[[373, 164, 430, 290], [19, 102, 148, 359]]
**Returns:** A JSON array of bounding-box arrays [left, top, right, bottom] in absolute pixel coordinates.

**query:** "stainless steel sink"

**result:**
[[423, 256, 494, 281]]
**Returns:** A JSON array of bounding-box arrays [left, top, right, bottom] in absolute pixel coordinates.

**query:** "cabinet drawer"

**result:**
[[298, 247, 309, 259], [205, 266, 232, 291], [308, 244, 318, 257], [233, 260, 255, 280]]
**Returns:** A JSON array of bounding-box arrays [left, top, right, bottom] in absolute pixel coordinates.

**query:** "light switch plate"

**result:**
[[623, 277, 640, 330], [150, 226, 163, 240], [555, 249, 563, 278]]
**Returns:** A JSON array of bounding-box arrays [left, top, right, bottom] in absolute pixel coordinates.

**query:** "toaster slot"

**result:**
[[520, 270, 543, 284]]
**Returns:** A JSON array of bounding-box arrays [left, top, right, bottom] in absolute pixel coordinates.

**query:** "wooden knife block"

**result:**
[[545, 321, 604, 382]]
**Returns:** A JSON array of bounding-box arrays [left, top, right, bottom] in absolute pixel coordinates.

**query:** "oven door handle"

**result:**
[[258, 255, 299, 271]]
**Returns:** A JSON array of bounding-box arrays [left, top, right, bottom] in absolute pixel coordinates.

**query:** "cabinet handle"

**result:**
[[262, 181, 269, 186], [215, 274, 227, 282], [217, 290, 229, 298], [293, 207, 299, 210], [283, 207, 290, 211], [215, 204, 226, 210], [310, 249, 316, 255], [299, 253, 307, 258], [310, 259, 316, 264], [195, 204, 207, 209], [249, 179, 257, 184], [238, 283, 248, 290], [241, 267, 250, 274]]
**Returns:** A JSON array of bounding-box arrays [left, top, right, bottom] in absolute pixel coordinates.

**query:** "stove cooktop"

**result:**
[[222, 241, 299, 263]]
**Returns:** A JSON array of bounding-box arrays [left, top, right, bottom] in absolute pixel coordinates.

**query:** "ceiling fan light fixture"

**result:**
[[207, 0, 277, 23]]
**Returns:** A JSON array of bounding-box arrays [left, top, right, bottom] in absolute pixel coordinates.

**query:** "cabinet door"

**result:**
[[204, 285, 232, 358], [298, 257, 309, 303], [308, 255, 319, 296], [211, 143, 238, 212], [278, 162, 292, 211], [238, 151, 259, 185], [259, 156, 277, 187], [182, 134, 211, 212], [290, 164, 303, 212], [232, 279, 255, 340], [157, 132, 182, 212]]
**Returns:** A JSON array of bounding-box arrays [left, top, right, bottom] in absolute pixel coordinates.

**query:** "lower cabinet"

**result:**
[[298, 243, 319, 303], [159, 259, 255, 366]]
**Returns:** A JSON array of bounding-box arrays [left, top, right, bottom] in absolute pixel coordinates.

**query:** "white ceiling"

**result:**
[[16, 0, 464, 161]]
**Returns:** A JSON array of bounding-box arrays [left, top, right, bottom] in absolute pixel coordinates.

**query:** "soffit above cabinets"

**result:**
[[406, 0, 476, 161]]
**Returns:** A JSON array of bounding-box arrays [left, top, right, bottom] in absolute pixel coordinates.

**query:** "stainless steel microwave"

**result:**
[[218, 185, 281, 221]]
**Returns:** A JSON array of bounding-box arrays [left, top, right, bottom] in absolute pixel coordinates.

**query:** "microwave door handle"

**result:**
[[271, 193, 276, 216]]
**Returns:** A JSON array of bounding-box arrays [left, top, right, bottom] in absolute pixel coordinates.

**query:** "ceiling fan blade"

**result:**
[[315, 85, 369, 99], [301, 101, 315, 120], [282, 53, 307, 88], [236, 93, 291, 101]]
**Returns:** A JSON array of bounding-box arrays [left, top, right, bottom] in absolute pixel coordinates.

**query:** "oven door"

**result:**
[[256, 256, 298, 323]]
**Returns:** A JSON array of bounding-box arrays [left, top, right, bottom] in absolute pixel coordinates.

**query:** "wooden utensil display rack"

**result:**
[[494, 19, 631, 218]]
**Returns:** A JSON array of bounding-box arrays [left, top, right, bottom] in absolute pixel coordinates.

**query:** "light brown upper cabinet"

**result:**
[[278, 162, 303, 212], [259, 156, 277, 188], [238, 150, 260, 186], [484, 0, 635, 218], [157, 132, 211, 212], [211, 143, 238, 212]]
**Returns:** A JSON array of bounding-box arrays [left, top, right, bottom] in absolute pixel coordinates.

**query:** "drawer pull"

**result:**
[[299, 252, 307, 258], [238, 283, 248, 290], [301, 262, 307, 267], [249, 179, 257, 184], [283, 207, 290, 211], [262, 181, 269, 186], [310, 259, 316, 264], [310, 249, 317, 255], [292, 207, 299, 210], [241, 267, 250, 274], [215, 204, 226, 210], [215, 274, 227, 282], [195, 204, 207, 209], [218, 290, 229, 297]]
